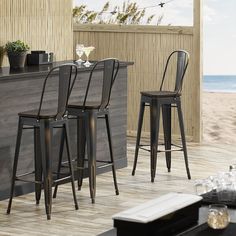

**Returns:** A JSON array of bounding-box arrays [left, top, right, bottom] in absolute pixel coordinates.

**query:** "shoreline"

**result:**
[[204, 90, 236, 94], [203, 91, 236, 144]]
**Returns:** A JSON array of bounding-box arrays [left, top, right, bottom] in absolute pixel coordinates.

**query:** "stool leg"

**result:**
[[7, 117, 23, 214], [77, 117, 86, 191], [34, 127, 42, 204], [162, 104, 172, 172], [105, 113, 119, 195], [176, 101, 191, 180], [150, 100, 160, 182], [85, 111, 97, 204], [132, 100, 145, 176], [65, 122, 79, 210], [40, 120, 53, 220], [53, 127, 65, 198]]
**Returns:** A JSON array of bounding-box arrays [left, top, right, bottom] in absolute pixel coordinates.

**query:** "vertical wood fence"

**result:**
[[0, 0, 73, 67], [73, 20, 202, 142]]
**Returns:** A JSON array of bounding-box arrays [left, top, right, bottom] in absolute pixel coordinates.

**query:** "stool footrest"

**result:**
[[15, 177, 42, 185], [73, 162, 113, 170], [158, 148, 183, 153], [98, 163, 113, 169], [139, 144, 184, 153], [139, 147, 151, 152], [16, 172, 72, 185], [96, 160, 113, 164], [54, 175, 72, 184], [83, 158, 113, 164], [59, 159, 113, 166], [22, 127, 34, 130], [16, 171, 35, 178]]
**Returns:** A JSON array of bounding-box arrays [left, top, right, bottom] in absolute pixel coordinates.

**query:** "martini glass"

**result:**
[[83, 46, 95, 67], [76, 44, 84, 63]]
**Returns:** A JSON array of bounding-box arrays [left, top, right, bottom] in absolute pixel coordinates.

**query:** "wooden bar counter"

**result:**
[[0, 60, 133, 200]]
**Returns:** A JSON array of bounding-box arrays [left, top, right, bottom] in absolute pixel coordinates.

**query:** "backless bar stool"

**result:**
[[53, 59, 120, 204], [7, 64, 79, 220], [132, 50, 191, 182]]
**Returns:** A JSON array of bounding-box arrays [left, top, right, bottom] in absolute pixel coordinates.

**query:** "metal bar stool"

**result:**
[[53, 58, 120, 204], [132, 50, 191, 182], [7, 64, 79, 220]]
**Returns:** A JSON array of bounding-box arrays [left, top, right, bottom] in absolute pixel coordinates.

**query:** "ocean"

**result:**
[[203, 75, 236, 93]]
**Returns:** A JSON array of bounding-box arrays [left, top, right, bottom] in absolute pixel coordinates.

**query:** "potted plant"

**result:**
[[5, 40, 30, 68]]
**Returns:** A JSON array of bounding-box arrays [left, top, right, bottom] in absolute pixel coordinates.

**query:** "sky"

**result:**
[[74, 0, 236, 75], [203, 0, 236, 75]]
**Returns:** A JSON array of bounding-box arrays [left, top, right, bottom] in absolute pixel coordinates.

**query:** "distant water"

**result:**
[[204, 75, 236, 93]]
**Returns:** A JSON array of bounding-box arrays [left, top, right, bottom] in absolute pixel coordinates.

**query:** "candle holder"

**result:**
[[207, 204, 230, 229]]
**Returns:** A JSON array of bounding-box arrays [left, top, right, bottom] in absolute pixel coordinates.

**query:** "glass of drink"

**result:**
[[207, 204, 230, 229], [76, 44, 84, 63], [194, 180, 207, 195], [83, 46, 95, 67], [194, 179, 215, 195]]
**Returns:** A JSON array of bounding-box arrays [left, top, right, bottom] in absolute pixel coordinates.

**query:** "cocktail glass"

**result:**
[[83, 46, 95, 67], [76, 44, 84, 63]]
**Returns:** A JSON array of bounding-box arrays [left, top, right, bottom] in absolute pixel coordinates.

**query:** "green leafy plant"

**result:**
[[0, 46, 4, 55], [5, 40, 30, 53], [73, 1, 162, 25]]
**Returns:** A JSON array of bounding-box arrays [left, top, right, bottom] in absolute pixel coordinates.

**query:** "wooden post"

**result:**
[[193, 0, 203, 142]]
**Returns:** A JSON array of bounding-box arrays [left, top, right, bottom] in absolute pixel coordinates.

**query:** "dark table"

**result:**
[[98, 206, 236, 236]]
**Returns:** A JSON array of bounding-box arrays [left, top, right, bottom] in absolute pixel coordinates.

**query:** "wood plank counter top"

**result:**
[[0, 60, 133, 80]]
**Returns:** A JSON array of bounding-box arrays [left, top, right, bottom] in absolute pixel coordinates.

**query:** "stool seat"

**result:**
[[7, 64, 79, 220], [19, 109, 57, 119], [68, 101, 101, 110], [132, 50, 191, 182], [53, 59, 120, 204], [141, 91, 180, 98]]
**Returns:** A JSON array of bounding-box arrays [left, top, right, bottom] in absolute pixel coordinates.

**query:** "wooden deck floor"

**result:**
[[0, 140, 236, 235]]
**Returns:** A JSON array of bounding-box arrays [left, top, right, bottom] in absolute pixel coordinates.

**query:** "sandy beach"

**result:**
[[203, 92, 236, 144]]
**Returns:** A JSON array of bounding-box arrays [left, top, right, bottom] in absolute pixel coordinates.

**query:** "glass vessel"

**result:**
[[207, 204, 230, 229], [76, 44, 84, 63], [83, 46, 95, 67]]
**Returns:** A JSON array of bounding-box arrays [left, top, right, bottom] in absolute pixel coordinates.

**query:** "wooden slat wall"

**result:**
[[73, 24, 200, 142], [0, 0, 73, 67]]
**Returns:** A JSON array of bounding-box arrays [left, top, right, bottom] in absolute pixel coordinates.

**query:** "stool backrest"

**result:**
[[160, 50, 189, 95], [83, 58, 120, 110], [37, 63, 78, 119]]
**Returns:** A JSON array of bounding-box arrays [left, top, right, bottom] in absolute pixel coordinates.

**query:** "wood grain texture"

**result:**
[[0, 138, 235, 235], [193, 0, 203, 142], [73, 23, 200, 142], [0, 0, 73, 67]]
